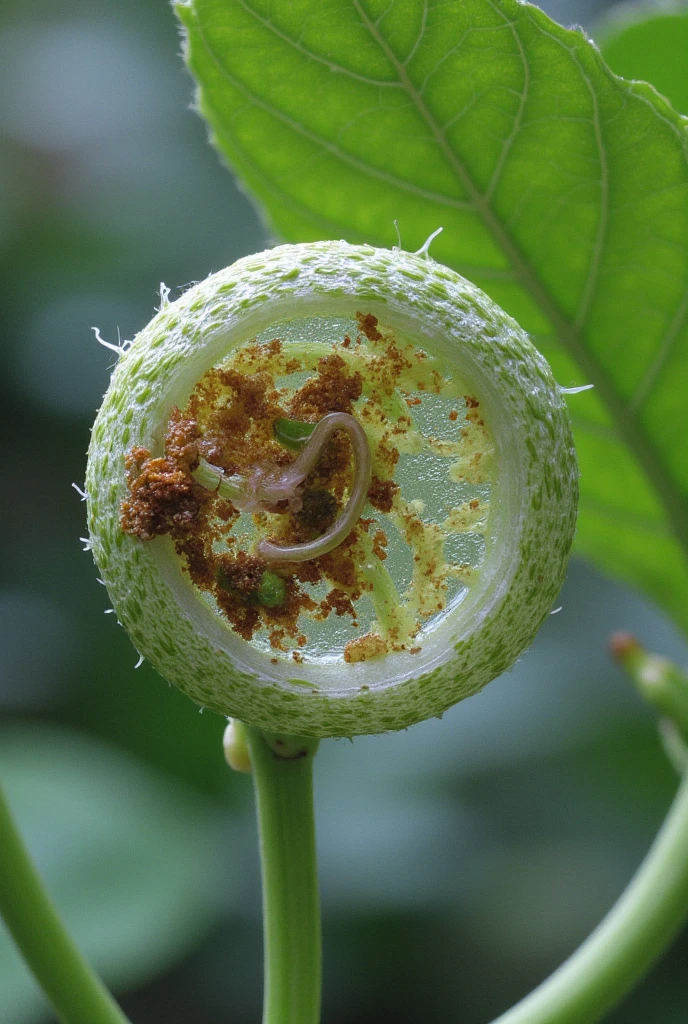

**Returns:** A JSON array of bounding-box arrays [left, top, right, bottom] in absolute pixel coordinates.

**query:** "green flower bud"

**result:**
[[223, 719, 252, 773], [86, 241, 577, 737], [274, 418, 316, 451]]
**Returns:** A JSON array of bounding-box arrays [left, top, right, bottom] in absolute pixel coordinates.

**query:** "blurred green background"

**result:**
[[1, 0, 688, 1021]]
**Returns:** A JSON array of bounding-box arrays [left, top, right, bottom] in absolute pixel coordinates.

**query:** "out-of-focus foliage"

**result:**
[[0, 1, 687, 1022], [599, 2, 688, 115], [0, 725, 229, 1023]]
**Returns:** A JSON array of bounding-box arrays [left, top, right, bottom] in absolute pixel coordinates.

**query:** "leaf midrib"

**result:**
[[191, 0, 688, 561]]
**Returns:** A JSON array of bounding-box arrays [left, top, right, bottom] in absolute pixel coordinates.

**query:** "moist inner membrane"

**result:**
[[121, 313, 494, 666]]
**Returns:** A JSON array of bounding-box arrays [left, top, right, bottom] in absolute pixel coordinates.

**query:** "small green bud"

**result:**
[[610, 632, 688, 743], [217, 567, 286, 608], [274, 417, 316, 451], [256, 572, 287, 608], [223, 719, 252, 773]]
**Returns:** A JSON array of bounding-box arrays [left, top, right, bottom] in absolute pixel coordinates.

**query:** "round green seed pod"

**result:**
[[86, 240, 577, 737]]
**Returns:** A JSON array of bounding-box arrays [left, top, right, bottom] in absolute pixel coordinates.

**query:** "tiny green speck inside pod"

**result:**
[[87, 242, 577, 736]]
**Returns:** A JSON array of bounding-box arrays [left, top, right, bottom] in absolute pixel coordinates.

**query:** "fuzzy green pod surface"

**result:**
[[86, 241, 577, 737]]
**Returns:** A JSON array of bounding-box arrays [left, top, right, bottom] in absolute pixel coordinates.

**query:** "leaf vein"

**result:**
[[235, 0, 404, 89], [628, 284, 688, 412], [192, 11, 474, 211], [403, 0, 429, 68], [483, 2, 530, 202]]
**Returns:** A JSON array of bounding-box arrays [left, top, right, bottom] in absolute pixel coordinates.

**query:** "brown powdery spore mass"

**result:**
[[119, 336, 372, 652], [368, 476, 399, 514], [288, 352, 362, 420], [356, 311, 383, 342], [120, 412, 202, 540], [344, 632, 387, 664]]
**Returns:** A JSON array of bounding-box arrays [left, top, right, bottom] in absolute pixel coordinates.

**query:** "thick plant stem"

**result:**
[[244, 726, 321, 1024], [0, 782, 131, 1024], [492, 769, 688, 1024]]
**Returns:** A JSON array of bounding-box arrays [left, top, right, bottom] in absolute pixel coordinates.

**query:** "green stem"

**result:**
[[244, 726, 321, 1024], [358, 529, 416, 643], [491, 768, 688, 1024], [0, 782, 131, 1024]]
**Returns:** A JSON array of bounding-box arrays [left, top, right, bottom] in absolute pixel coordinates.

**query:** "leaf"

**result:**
[[177, 0, 688, 632], [0, 724, 228, 1024], [598, 2, 688, 116]]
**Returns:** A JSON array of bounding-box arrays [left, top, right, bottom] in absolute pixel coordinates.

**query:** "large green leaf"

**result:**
[[0, 724, 228, 1023], [176, 0, 688, 632], [598, 2, 688, 116]]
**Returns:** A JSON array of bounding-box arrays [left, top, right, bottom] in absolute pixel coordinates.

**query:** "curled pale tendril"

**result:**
[[192, 412, 372, 563]]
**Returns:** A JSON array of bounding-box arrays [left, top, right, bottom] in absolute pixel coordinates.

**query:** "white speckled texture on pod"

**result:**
[[86, 241, 578, 737]]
